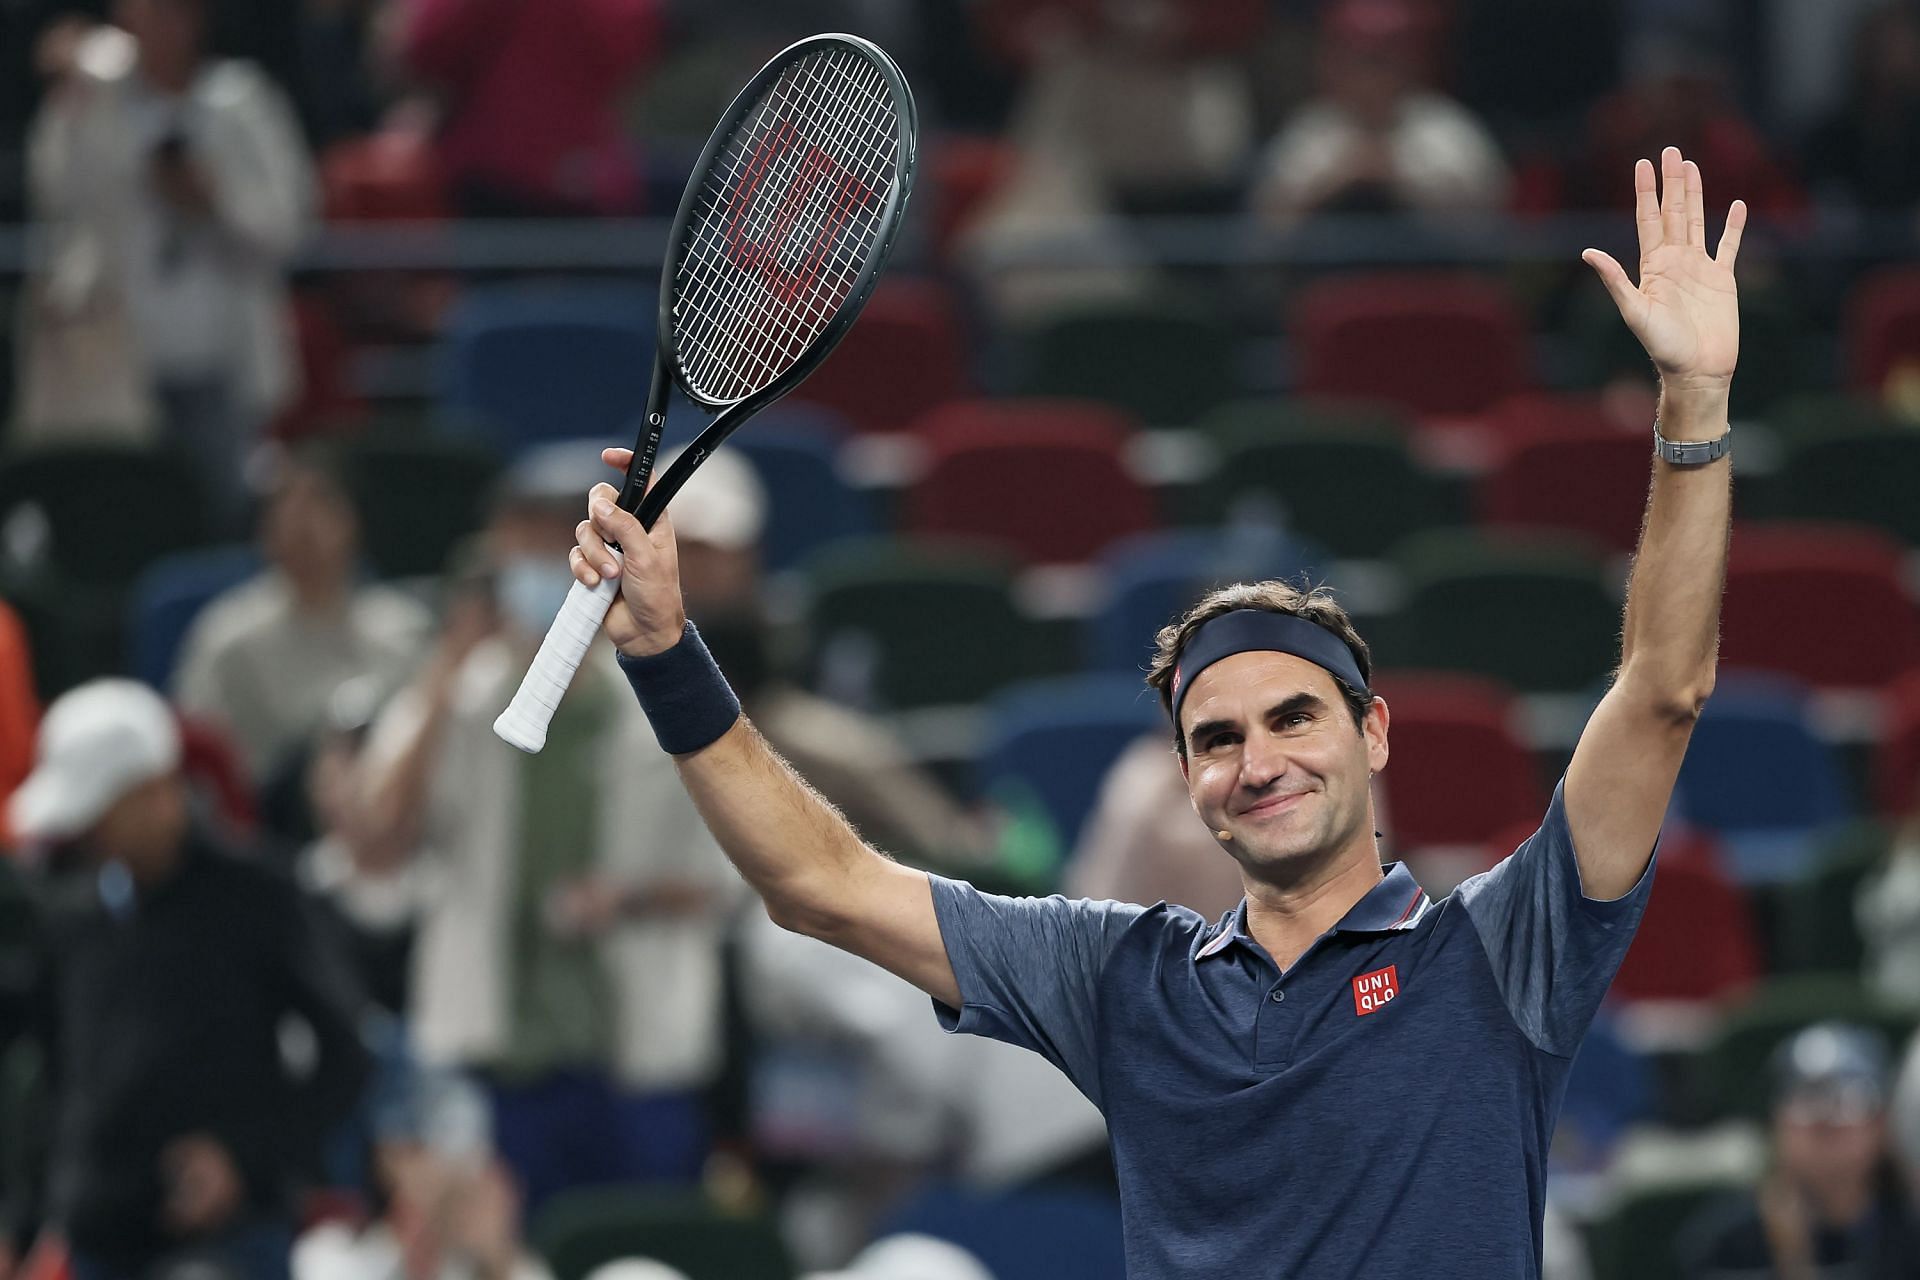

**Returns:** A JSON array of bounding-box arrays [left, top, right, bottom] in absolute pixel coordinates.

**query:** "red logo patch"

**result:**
[[1352, 965, 1400, 1016]]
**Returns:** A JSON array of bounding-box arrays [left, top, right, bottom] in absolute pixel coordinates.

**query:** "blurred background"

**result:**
[[3, 0, 1920, 1277]]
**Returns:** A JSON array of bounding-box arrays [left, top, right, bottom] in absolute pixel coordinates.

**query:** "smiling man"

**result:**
[[567, 146, 1743, 1278]]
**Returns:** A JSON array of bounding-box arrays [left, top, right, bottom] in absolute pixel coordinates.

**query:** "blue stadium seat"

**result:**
[[878, 1183, 1126, 1280], [1672, 674, 1855, 884], [979, 674, 1166, 851], [437, 284, 656, 451], [127, 546, 264, 690], [728, 421, 874, 572], [1086, 527, 1332, 674], [1555, 1014, 1653, 1174]]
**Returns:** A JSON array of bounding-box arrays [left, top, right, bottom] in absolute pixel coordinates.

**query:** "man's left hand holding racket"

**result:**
[[571, 450, 685, 661]]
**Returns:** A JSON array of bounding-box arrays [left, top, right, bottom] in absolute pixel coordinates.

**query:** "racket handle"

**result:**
[[493, 566, 622, 753]]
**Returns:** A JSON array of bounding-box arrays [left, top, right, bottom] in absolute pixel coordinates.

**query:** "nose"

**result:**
[[1237, 726, 1291, 792]]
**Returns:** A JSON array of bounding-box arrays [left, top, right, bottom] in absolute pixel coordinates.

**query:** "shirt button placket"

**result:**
[[1255, 980, 1294, 1070]]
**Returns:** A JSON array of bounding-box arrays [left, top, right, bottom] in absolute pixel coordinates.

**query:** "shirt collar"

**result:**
[[1196, 862, 1431, 961]]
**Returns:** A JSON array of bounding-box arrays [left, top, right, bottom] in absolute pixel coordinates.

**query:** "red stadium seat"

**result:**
[[904, 399, 1157, 564], [1610, 831, 1762, 1004], [1478, 427, 1652, 553], [791, 280, 970, 432], [1874, 668, 1920, 818], [320, 132, 449, 222], [1845, 265, 1920, 397], [1720, 522, 1920, 691], [1371, 670, 1544, 849], [1292, 274, 1530, 416], [927, 135, 1019, 262]]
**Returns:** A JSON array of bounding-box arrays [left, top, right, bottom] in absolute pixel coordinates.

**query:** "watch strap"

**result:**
[[1653, 422, 1732, 466]]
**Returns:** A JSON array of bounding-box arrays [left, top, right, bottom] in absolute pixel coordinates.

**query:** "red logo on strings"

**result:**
[[1352, 965, 1399, 1016], [723, 121, 877, 304]]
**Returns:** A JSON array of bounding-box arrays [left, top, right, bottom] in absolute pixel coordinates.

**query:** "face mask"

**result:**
[[496, 555, 575, 636]]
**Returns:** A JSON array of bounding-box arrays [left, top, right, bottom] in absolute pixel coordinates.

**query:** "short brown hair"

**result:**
[[1146, 579, 1374, 754]]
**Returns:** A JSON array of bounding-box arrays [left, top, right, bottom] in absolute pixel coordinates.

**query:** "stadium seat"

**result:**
[[336, 436, 502, 579], [1569, 275, 1807, 417], [1844, 263, 1920, 396], [1719, 522, 1920, 691], [1778, 429, 1920, 546], [904, 400, 1156, 564], [1192, 397, 1413, 447], [127, 546, 265, 689], [1692, 974, 1919, 1121], [1874, 667, 1920, 817], [2, 572, 127, 702], [1478, 428, 1652, 554], [0, 443, 212, 587], [1369, 670, 1544, 849], [978, 674, 1167, 850], [1609, 833, 1762, 1004], [1084, 525, 1332, 673], [436, 284, 656, 449], [727, 422, 875, 572], [926, 134, 1019, 261], [527, 1187, 793, 1280], [1482, 390, 1632, 447], [1766, 821, 1889, 976], [791, 279, 970, 432], [1291, 273, 1529, 415], [1013, 299, 1241, 426], [1556, 1015, 1654, 1173], [1587, 1176, 1755, 1280], [1388, 529, 1619, 692], [1763, 392, 1905, 447], [802, 539, 1071, 710], [878, 1183, 1126, 1280], [1671, 674, 1855, 884], [1196, 420, 1466, 558]]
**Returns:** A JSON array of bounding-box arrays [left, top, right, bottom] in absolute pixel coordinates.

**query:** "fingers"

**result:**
[[1581, 248, 1645, 325], [1715, 198, 1748, 270], [1634, 157, 1660, 259], [1684, 159, 1706, 248], [1659, 146, 1686, 247], [603, 447, 633, 472]]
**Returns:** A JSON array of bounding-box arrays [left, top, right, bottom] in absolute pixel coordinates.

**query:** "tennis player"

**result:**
[[570, 146, 1742, 1278]]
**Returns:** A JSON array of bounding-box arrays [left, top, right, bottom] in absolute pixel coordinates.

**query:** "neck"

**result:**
[[284, 568, 350, 614], [1240, 846, 1383, 972]]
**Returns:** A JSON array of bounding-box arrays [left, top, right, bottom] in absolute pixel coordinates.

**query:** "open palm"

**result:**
[[1582, 147, 1746, 390]]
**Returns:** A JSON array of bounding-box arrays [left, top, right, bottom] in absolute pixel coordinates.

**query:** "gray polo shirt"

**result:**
[[929, 773, 1655, 1278]]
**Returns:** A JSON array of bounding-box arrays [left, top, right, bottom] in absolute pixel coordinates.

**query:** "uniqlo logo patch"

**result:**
[[1352, 965, 1400, 1016]]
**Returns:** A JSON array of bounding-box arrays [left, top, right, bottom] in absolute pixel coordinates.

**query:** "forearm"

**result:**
[[1616, 381, 1734, 711], [671, 717, 889, 933]]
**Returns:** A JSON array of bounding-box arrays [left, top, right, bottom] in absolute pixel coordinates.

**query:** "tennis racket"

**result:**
[[494, 33, 917, 752]]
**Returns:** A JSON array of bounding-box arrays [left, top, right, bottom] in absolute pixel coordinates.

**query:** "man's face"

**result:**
[[1177, 652, 1388, 879], [1773, 1094, 1886, 1192], [262, 470, 357, 583]]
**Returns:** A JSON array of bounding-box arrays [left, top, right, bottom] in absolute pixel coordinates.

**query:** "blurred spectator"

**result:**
[[15, 0, 314, 533], [1677, 1023, 1920, 1280], [1859, 815, 1920, 1007], [1251, 0, 1509, 227], [666, 446, 989, 867], [392, 0, 659, 217], [356, 443, 742, 1210], [1568, 18, 1804, 218], [1065, 734, 1244, 920], [173, 446, 431, 788], [800, 1233, 994, 1280], [5, 678, 369, 1280], [1802, 3, 1920, 213]]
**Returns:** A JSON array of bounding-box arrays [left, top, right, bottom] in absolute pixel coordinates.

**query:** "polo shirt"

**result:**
[[928, 773, 1656, 1279]]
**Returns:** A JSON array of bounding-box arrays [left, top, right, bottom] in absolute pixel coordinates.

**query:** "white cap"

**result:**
[[582, 1262, 694, 1280], [803, 1234, 996, 1280], [658, 444, 766, 550], [9, 679, 181, 842]]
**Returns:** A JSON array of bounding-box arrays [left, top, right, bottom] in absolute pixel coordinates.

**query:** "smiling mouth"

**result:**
[[1240, 792, 1307, 819]]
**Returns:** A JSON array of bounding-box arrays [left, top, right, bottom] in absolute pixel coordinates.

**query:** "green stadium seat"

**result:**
[[1778, 430, 1920, 546], [1765, 821, 1889, 976], [1587, 1177, 1754, 1280], [802, 539, 1073, 710], [1194, 420, 1466, 558], [1692, 974, 1920, 1122], [0, 443, 212, 587], [1387, 529, 1619, 692], [336, 436, 502, 579], [1191, 398, 1412, 447], [527, 1187, 793, 1280], [1014, 299, 1240, 426]]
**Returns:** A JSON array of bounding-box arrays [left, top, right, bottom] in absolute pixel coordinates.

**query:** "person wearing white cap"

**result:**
[[7, 678, 369, 1280], [355, 441, 742, 1211]]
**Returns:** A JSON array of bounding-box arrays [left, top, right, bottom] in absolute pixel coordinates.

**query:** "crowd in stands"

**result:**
[[4, 1, 1920, 1278]]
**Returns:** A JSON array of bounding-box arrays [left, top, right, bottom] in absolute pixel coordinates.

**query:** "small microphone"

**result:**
[[1216, 829, 1233, 841]]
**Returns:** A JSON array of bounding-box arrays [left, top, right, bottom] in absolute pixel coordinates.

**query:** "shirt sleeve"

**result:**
[[925, 875, 1146, 1108], [1455, 774, 1656, 1058]]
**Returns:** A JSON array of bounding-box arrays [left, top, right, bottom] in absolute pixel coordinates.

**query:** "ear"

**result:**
[[1364, 696, 1390, 775]]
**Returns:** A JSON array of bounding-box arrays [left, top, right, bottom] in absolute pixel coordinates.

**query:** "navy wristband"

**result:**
[[615, 621, 742, 755]]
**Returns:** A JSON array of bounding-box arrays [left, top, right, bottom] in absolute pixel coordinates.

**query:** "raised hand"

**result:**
[[1581, 147, 1745, 397]]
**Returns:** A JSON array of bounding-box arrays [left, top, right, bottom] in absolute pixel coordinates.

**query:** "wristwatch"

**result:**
[[1653, 420, 1732, 465]]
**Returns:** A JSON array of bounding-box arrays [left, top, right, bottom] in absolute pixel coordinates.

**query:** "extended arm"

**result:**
[[1566, 147, 1746, 900], [572, 454, 961, 1008]]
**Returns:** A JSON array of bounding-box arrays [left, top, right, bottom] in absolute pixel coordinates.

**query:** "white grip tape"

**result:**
[[493, 566, 622, 752]]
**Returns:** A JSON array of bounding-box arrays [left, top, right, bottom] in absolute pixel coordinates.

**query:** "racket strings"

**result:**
[[673, 46, 901, 404]]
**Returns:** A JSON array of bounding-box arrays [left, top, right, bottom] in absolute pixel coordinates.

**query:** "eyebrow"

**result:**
[[1188, 692, 1330, 746]]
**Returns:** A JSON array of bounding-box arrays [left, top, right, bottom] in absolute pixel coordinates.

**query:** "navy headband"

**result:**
[[1170, 610, 1370, 728]]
